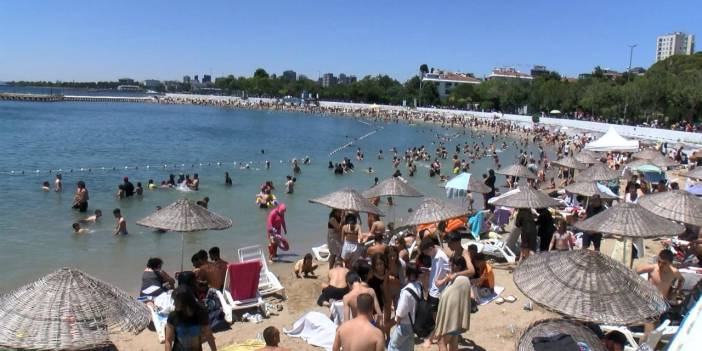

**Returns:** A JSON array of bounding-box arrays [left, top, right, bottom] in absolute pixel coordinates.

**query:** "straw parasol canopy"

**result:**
[[513, 250, 668, 325], [488, 186, 562, 209], [496, 164, 537, 179], [683, 166, 702, 180], [0, 268, 150, 350], [565, 181, 618, 199], [136, 198, 232, 232], [648, 154, 679, 169], [639, 190, 702, 226], [574, 202, 685, 238], [467, 179, 492, 193], [362, 177, 423, 198], [551, 156, 588, 170], [632, 148, 662, 160], [310, 187, 384, 215], [398, 197, 469, 227], [516, 318, 606, 351], [575, 163, 620, 182], [574, 150, 600, 164]]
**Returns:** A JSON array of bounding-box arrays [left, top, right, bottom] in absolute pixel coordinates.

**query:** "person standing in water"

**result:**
[[224, 172, 232, 186], [285, 176, 295, 194], [113, 208, 128, 236], [72, 181, 89, 212], [266, 203, 289, 261], [123, 177, 135, 197], [54, 174, 62, 192]]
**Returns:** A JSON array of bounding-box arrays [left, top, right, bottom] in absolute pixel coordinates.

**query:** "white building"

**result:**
[[422, 70, 481, 98], [656, 32, 695, 62], [486, 67, 533, 81]]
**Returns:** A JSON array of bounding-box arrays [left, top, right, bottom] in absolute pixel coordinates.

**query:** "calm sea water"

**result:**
[[0, 97, 547, 293]]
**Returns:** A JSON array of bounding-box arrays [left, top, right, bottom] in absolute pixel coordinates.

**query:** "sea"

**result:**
[[0, 86, 549, 293]]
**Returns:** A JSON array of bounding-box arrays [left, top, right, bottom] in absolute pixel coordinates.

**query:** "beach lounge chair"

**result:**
[[237, 245, 286, 298], [330, 300, 345, 326], [600, 320, 677, 351], [461, 238, 517, 263], [312, 244, 330, 262], [215, 261, 267, 323]]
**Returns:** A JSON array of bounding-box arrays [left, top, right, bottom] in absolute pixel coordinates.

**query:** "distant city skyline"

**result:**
[[0, 0, 700, 82]]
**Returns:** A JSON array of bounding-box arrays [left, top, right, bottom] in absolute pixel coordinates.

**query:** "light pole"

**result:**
[[623, 44, 637, 120]]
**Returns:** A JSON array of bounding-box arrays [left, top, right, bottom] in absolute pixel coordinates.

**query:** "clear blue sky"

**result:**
[[0, 0, 700, 82]]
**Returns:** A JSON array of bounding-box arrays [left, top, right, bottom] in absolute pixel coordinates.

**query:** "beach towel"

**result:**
[[477, 285, 505, 305], [492, 207, 512, 227], [284, 311, 336, 351], [434, 276, 471, 336], [445, 217, 467, 233], [468, 211, 484, 240], [220, 339, 266, 351], [228, 261, 261, 301]]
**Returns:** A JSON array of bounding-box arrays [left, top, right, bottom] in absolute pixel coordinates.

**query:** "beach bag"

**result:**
[[406, 285, 434, 338]]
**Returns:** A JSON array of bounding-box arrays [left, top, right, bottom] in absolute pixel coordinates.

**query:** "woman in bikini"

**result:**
[[340, 213, 362, 267]]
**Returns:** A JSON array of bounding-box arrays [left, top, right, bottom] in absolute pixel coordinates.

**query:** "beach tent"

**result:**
[[584, 126, 639, 152]]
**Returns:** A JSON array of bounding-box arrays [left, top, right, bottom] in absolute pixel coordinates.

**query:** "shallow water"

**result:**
[[0, 100, 548, 293]]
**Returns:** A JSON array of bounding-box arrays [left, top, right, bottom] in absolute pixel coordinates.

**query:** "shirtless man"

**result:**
[[256, 326, 289, 351], [333, 293, 384, 351], [636, 249, 684, 299], [112, 208, 128, 236], [342, 271, 381, 323], [365, 232, 386, 257], [72, 223, 89, 234], [317, 259, 349, 306]]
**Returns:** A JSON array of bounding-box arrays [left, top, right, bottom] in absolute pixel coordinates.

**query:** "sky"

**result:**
[[0, 0, 700, 82]]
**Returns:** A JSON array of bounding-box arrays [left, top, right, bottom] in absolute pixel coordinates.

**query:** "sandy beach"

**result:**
[[110, 230, 664, 351]]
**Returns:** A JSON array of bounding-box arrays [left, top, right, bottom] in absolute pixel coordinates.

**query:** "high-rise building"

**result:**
[[194, 75, 199, 83], [282, 70, 297, 81], [321, 73, 337, 87], [202, 75, 212, 84], [656, 32, 695, 62], [183, 75, 191, 84]]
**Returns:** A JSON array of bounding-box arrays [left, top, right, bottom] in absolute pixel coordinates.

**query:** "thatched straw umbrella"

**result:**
[[309, 188, 384, 215], [496, 164, 537, 179], [551, 156, 588, 170], [0, 268, 150, 350], [361, 177, 423, 198], [648, 154, 680, 169], [137, 198, 233, 270], [513, 250, 668, 325], [574, 150, 600, 164], [575, 163, 620, 182], [397, 197, 470, 228], [639, 190, 702, 226], [683, 166, 702, 180], [516, 318, 606, 351], [488, 186, 562, 209], [565, 181, 618, 200], [574, 202, 685, 239], [632, 148, 662, 161]]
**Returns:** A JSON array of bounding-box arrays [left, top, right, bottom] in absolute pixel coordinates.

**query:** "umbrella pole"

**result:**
[[180, 232, 185, 272]]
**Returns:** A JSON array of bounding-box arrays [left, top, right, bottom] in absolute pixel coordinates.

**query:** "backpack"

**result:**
[[405, 284, 435, 338]]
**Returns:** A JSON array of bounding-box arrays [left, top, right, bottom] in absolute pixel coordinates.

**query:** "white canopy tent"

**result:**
[[584, 126, 639, 152]]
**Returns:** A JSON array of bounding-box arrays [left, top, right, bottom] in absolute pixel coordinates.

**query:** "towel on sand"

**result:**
[[221, 340, 265, 351], [284, 311, 336, 351], [434, 276, 472, 336]]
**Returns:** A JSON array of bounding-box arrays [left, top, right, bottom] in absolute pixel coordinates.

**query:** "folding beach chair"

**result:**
[[461, 238, 517, 263], [238, 245, 286, 297], [214, 261, 266, 323], [600, 320, 677, 351], [312, 244, 330, 262], [330, 300, 345, 326]]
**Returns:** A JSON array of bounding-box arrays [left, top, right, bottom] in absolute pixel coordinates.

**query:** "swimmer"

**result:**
[[147, 179, 158, 190], [80, 209, 102, 223], [294, 253, 319, 278], [366, 167, 375, 174], [42, 181, 51, 192], [72, 223, 89, 234], [112, 208, 128, 236]]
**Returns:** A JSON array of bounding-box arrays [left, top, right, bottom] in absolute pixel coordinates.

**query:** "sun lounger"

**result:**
[[312, 244, 330, 262], [462, 238, 516, 263], [237, 245, 286, 298], [146, 303, 167, 344], [215, 261, 266, 323], [600, 320, 677, 351], [330, 299, 345, 326]]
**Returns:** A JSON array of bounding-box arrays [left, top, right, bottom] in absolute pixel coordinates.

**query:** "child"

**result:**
[[294, 253, 318, 278], [42, 181, 51, 192], [72, 223, 89, 234], [80, 209, 102, 223]]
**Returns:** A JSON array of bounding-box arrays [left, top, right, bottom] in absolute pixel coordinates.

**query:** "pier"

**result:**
[[0, 93, 156, 103]]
